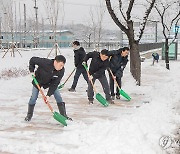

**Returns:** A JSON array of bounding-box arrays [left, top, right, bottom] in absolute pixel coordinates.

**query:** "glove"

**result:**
[[113, 76, 116, 80], [89, 75, 93, 80], [82, 61, 87, 66]]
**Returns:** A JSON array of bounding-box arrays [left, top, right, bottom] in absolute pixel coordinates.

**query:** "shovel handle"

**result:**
[[108, 69, 131, 100], [64, 68, 76, 84], [82, 63, 97, 93], [108, 69, 121, 89], [58, 68, 76, 89], [32, 75, 54, 113]]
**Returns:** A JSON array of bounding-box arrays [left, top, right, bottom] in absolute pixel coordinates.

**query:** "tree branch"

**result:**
[[119, 0, 127, 21], [137, 0, 156, 42], [126, 0, 135, 21], [105, 0, 128, 33]]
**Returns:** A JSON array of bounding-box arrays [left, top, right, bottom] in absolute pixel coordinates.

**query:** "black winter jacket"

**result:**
[[74, 47, 86, 68], [29, 57, 64, 96], [108, 49, 128, 78], [84, 51, 109, 79]]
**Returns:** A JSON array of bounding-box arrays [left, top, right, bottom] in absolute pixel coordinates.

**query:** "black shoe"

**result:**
[[108, 99, 114, 104], [68, 88, 76, 92], [66, 117, 73, 121], [88, 100, 93, 104], [116, 95, 120, 99], [111, 96, 115, 100], [24, 116, 32, 121]]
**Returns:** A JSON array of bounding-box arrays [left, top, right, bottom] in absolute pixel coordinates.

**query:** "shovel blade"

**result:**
[[53, 111, 67, 126], [119, 89, 131, 101], [96, 93, 109, 107]]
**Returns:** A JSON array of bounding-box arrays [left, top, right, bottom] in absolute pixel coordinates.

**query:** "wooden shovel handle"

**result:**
[[82, 64, 97, 93], [108, 69, 121, 89], [63, 68, 76, 84], [32, 75, 54, 113]]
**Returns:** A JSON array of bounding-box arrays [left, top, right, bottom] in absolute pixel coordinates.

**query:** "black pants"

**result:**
[[88, 75, 111, 101], [152, 59, 158, 65], [109, 73, 122, 96], [71, 67, 88, 89]]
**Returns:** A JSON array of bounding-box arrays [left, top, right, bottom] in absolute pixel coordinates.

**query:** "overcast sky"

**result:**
[[1, 0, 179, 31], [7, 0, 118, 30]]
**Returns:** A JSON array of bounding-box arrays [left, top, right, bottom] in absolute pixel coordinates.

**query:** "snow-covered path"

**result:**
[[0, 49, 179, 154]]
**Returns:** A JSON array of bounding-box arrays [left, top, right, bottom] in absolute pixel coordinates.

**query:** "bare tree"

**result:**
[[0, 14, 5, 52], [96, 2, 106, 50], [154, 0, 180, 70], [89, 7, 97, 47], [2, 1, 22, 58], [105, 0, 156, 85], [82, 25, 92, 48], [44, 0, 65, 57], [87, 1, 106, 51]]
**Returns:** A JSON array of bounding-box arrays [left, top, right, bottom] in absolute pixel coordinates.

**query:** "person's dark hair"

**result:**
[[101, 49, 109, 56], [55, 55, 66, 63], [122, 47, 130, 51], [73, 41, 80, 46]]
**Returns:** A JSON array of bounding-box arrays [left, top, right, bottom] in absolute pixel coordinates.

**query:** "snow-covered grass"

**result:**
[[0, 48, 179, 154]]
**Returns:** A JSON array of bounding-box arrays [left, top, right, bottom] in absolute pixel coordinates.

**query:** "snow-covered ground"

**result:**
[[0, 48, 180, 154]]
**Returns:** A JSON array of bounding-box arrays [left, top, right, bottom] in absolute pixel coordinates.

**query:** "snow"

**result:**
[[0, 48, 180, 154]]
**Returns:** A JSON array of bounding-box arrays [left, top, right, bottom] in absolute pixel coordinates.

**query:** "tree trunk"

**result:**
[[165, 38, 170, 70], [127, 21, 141, 86], [129, 40, 141, 85]]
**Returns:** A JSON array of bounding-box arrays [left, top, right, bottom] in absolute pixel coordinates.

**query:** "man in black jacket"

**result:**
[[68, 41, 88, 92], [108, 47, 129, 100], [83, 49, 114, 104], [25, 55, 72, 121]]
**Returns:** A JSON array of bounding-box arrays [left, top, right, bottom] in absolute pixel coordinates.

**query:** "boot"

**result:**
[[88, 100, 93, 105], [116, 95, 120, 99], [107, 98, 114, 104], [57, 102, 72, 121], [24, 104, 35, 121], [111, 96, 115, 100], [68, 88, 76, 92]]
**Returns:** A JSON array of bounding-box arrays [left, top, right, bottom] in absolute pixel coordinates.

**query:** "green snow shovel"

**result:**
[[58, 68, 76, 89], [83, 63, 109, 107], [32, 75, 67, 126], [109, 69, 131, 101]]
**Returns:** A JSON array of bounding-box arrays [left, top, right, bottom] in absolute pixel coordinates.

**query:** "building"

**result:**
[[0, 1, 74, 48], [0, 30, 74, 48], [122, 22, 158, 44]]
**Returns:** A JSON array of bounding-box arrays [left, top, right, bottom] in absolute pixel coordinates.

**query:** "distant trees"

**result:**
[[84, 0, 106, 50], [1, 0, 22, 58], [154, 0, 180, 69], [44, 0, 65, 56]]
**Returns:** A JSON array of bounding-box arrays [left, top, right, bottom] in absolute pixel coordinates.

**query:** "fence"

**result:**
[[138, 42, 163, 52], [0, 40, 163, 53]]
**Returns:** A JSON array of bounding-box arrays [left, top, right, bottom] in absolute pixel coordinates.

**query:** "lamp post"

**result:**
[[33, 0, 38, 48], [155, 21, 158, 42]]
